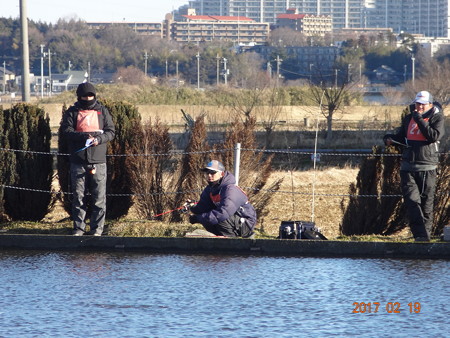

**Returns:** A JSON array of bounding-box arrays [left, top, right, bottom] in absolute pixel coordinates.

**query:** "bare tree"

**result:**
[[309, 80, 353, 142]]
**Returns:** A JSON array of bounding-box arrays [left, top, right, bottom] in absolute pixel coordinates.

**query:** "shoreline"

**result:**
[[1, 234, 449, 260]]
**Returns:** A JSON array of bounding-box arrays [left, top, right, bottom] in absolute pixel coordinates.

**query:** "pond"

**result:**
[[0, 250, 448, 337]]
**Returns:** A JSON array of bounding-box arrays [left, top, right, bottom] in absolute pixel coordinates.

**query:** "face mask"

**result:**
[[78, 98, 96, 109]]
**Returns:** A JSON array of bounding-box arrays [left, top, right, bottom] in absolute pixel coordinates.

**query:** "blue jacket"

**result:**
[[191, 171, 257, 228]]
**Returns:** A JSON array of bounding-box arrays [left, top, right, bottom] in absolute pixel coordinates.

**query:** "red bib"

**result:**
[[407, 117, 428, 141], [76, 110, 100, 132]]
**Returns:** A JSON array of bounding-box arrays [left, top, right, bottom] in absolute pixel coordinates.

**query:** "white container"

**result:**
[[444, 226, 450, 241]]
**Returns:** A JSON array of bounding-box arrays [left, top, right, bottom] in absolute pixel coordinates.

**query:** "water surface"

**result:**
[[0, 251, 448, 337]]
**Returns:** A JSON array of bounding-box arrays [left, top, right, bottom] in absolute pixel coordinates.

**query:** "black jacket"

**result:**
[[61, 100, 115, 164], [383, 103, 445, 169]]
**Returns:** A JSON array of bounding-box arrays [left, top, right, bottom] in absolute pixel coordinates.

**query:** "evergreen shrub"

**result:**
[[3, 103, 54, 221]]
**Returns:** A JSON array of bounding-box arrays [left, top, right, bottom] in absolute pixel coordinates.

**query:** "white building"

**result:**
[[181, 0, 450, 37]]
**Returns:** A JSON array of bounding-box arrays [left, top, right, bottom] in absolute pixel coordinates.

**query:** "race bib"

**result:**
[[407, 117, 428, 141], [76, 110, 100, 132]]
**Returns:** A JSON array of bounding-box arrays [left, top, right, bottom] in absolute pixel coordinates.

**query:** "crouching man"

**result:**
[[188, 160, 256, 238]]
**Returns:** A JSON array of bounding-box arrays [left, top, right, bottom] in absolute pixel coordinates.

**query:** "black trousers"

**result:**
[[203, 213, 254, 238], [400, 170, 436, 239]]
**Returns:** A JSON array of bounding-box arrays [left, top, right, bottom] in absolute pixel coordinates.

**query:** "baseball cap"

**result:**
[[201, 160, 225, 172], [414, 91, 433, 104]]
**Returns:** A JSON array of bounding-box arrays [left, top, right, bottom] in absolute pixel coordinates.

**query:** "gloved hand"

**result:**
[[189, 214, 198, 224], [181, 199, 196, 213]]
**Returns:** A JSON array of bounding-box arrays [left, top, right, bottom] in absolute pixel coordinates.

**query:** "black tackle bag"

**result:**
[[279, 221, 327, 240]]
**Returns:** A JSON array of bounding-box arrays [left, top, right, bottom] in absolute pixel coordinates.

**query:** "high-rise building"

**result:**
[[180, 0, 450, 37], [364, 0, 449, 38]]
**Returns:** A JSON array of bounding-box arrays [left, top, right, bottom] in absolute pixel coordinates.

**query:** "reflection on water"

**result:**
[[0, 250, 448, 337]]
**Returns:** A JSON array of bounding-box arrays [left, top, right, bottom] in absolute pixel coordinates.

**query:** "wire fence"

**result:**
[[1, 145, 448, 199]]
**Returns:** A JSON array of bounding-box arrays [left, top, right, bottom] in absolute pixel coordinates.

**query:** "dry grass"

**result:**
[[1, 166, 417, 240], [1, 167, 359, 239]]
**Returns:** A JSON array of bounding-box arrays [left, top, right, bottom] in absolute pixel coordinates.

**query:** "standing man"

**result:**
[[383, 91, 445, 241], [187, 160, 257, 238], [61, 82, 115, 236]]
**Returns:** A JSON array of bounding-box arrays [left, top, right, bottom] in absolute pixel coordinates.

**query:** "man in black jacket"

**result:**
[[61, 83, 115, 236], [383, 91, 445, 241]]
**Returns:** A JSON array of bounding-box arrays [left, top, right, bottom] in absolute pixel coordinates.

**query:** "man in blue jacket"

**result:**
[[61, 82, 115, 236], [188, 160, 257, 238], [383, 90, 445, 242]]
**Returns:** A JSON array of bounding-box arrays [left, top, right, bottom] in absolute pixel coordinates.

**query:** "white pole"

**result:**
[[234, 143, 241, 186], [311, 91, 325, 223], [40, 44, 44, 98]]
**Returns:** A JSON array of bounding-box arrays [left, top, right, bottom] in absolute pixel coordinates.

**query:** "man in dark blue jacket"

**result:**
[[188, 160, 256, 238], [61, 82, 115, 236], [383, 90, 445, 241]]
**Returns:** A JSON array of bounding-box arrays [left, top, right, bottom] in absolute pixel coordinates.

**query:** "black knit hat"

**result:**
[[76, 82, 96, 97]]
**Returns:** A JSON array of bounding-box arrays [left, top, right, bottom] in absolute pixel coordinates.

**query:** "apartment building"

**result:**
[[276, 9, 332, 36], [182, 0, 450, 37], [87, 22, 163, 37], [170, 14, 270, 44]]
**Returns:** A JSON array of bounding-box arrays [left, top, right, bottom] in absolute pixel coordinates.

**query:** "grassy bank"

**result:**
[[0, 167, 420, 241]]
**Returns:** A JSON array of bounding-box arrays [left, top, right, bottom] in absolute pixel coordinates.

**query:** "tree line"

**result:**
[[3, 17, 450, 88]]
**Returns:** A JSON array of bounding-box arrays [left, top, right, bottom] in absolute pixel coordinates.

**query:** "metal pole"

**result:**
[[2, 61, 5, 94], [144, 51, 148, 76], [234, 143, 241, 186], [40, 44, 44, 98], [216, 54, 220, 86], [196, 53, 200, 89], [48, 48, 52, 95], [411, 54, 415, 86], [176, 60, 179, 87], [20, 0, 31, 102], [223, 58, 228, 85]]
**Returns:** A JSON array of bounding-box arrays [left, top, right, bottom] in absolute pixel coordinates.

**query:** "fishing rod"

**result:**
[[390, 139, 410, 148], [75, 138, 96, 153], [150, 201, 198, 219]]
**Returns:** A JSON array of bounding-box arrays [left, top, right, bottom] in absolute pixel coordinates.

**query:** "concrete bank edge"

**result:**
[[1, 234, 450, 259]]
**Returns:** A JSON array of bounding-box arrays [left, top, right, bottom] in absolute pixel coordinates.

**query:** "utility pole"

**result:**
[[216, 54, 220, 86], [48, 48, 52, 95], [222, 57, 228, 85], [347, 63, 352, 83], [87, 61, 90, 82], [144, 51, 148, 76], [196, 53, 200, 89], [334, 69, 338, 88], [267, 61, 272, 78], [2, 61, 6, 94], [176, 60, 179, 87], [40, 44, 45, 98], [20, 0, 31, 102], [276, 55, 282, 86], [309, 63, 314, 82], [411, 54, 415, 86]]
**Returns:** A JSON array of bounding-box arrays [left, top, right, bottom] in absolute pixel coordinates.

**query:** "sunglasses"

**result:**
[[205, 170, 219, 175]]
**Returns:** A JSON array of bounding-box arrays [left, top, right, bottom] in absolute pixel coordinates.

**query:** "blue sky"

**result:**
[[2, 0, 189, 23]]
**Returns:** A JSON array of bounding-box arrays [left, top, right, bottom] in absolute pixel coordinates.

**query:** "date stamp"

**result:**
[[352, 302, 421, 314]]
